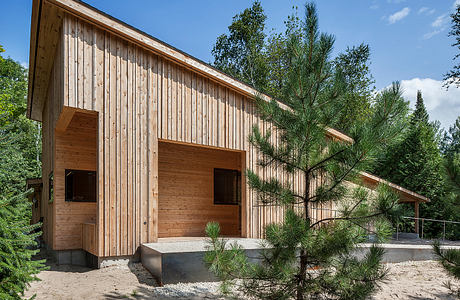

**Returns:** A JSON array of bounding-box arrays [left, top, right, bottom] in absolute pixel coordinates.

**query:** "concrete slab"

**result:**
[[358, 243, 460, 263], [141, 238, 264, 285], [141, 238, 460, 284]]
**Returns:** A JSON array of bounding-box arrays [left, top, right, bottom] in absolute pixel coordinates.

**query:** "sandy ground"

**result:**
[[24, 254, 458, 300]]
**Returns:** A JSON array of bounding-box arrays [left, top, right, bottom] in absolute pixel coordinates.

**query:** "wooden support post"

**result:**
[[414, 201, 420, 234], [55, 107, 76, 133]]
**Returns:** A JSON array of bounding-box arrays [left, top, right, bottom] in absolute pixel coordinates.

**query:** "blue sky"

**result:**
[[0, 0, 459, 129]]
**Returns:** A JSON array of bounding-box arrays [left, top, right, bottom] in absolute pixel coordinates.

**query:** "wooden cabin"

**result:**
[[27, 0, 428, 263]]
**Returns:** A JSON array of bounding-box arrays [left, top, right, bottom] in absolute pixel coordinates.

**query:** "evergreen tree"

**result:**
[[444, 4, 460, 87], [212, 2, 376, 127], [440, 117, 460, 239], [411, 90, 429, 125], [374, 91, 447, 238], [0, 46, 45, 299], [0, 191, 46, 299], [205, 4, 407, 299]]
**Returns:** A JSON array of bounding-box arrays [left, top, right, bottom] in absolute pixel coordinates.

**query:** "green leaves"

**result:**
[[0, 191, 47, 300], [206, 3, 407, 299], [0, 46, 45, 299]]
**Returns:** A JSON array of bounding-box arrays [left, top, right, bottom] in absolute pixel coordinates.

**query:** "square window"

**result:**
[[65, 169, 97, 202], [214, 168, 241, 205]]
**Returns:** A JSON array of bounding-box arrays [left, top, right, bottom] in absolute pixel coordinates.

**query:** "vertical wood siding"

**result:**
[[64, 15, 158, 257], [61, 14, 327, 257], [41, 33, 64, 248]]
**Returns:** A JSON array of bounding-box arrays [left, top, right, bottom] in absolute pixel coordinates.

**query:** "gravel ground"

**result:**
[[23, 258, 458, 300]]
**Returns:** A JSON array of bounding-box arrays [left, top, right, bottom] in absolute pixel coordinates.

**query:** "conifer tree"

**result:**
[[374, 91, 446, 237], [0, 46, 45, 299], [0, 191, 46, 299], [205, 3, 407, 299]]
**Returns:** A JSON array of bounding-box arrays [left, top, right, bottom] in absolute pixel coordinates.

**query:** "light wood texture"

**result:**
[[28, 0, 64, 121], [82, 222, 97, 255], [32, 2, 429, 258], [63, 15, 158, 257], [158, 141, 241, 237], [54, 112, 97, 250], [55, 106, 76, 133]]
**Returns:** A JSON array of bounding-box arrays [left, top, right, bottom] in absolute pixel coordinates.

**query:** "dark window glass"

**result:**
[[65, 169, 97, 202], [214, 168, 241, 205], [49, 172, 53, 203]]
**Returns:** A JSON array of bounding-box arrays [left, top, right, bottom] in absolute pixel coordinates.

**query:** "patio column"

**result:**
[[414, 201, 420, 234]]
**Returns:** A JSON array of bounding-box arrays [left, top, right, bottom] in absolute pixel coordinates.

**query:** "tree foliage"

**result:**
[[444, 4, 460, 87], [0, 191, 46, 299], [212, 1, 268, 90], [205, 4, 407, 299], [433, 240, 460, 297], [0, 46, 45, 298], [211, 2, 375, 132], [374, 91, 458, 239]]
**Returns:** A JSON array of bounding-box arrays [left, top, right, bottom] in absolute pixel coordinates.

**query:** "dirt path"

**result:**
[[24, 257, 457, 299]]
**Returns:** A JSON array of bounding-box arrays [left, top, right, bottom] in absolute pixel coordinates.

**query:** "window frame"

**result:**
[[65, 169, 97, 203], [213, 168, 241, 206]]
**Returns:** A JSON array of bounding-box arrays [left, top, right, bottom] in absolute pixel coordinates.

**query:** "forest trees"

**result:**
[[212, 1, 375, 132], [0, 47, 45, 299], [205, 3, 407, 299]]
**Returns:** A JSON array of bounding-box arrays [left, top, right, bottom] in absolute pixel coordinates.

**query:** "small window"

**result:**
[[214, 168, 241, 205], [49, 172, 53, 203], [65, 169, 97, 202]]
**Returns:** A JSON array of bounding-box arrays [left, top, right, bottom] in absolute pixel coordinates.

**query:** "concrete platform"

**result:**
[[358, 243, 460, 263], [141, 238, 263, 285], [141, 238, 460, 285]]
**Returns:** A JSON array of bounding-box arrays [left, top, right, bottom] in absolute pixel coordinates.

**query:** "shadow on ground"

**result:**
[[103, 285, 221, 300], [32, 247, 94, 273]]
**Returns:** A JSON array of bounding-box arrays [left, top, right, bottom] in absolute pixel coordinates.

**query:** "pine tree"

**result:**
[[205, 3, 407, 299], [411, 90, 429, 125], [0, 46, 45, 299], [374, 91, 446, 238], [0, 191, 46, 299]]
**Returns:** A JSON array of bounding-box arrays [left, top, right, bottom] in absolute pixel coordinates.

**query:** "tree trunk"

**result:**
[[297, 170, 310, 300]]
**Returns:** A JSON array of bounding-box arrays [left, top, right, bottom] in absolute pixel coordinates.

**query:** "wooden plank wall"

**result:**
[[63, 14, 158, 257], [54, 112, 97, 249], [41, 31, 64, 248], [158, 141, 240, 237], [62, 14, 329, 257]]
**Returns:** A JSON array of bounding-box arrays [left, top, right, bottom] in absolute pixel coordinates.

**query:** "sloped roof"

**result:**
[[27, 0, 429, 203]]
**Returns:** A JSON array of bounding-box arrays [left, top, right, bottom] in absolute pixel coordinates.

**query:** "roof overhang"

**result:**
[[359, 172, 429, 203], [26, 0, 429, 204], [27, 0, 63, 121]]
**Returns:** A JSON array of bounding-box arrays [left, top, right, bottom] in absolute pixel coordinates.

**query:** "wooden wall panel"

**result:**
[[64, 15, 158, 257], [62, 13, 331, 257], [158, 141, 241, 237], [41, 30, 64, 248], [54, 112, 97, 250]]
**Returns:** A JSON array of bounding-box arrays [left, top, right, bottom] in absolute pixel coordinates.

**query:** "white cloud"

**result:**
[[387, 0, 406, 3], [432, 14, 449, 28], [423, 29, 442, 40], [388, 7, 410, 24], [398, 78, 460, 129], [418, 7, 428, 14], [418, 7, 435, 16], [423, 14, 449, 40], [370, 4, 379, 10]]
